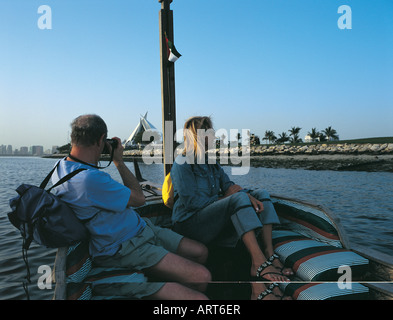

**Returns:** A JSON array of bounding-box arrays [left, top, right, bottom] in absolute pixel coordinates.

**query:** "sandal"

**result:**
[[267, 282, 280, 292], [256, 283, 289, 300], [267, 283, 291, 300], [257, 288, 274, 300], [255, 260, 286, 281], [268, 253, 294, 277]]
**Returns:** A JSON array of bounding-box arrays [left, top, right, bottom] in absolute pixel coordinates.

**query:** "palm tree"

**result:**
[[289, 134, 303, 144], [318, 132, 327, 142], [322, 126, 339, 141], [288, 126, 302, 144], [216, 133, 227, 148], [276, 132, 290, 144], [250, 133, 260, 146], [263, 130, 277, 144], [307, 128, 320, 142], [288, 126, 301, 137]]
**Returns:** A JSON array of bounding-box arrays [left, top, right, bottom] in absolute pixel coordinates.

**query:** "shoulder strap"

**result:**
[[47, 168, 86, 192], [39, 162, 59, 189], [39, 160, 86, 191]]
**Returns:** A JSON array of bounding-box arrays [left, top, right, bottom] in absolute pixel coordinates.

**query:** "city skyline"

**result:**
[[1, 1, 392, 150], [0, 144, 58, 155]]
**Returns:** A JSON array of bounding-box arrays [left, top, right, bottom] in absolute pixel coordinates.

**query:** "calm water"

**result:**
[[1, 157, 392, 300]]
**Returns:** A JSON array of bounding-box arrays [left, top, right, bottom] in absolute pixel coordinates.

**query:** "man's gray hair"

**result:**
[[70, 114, 107, 147]]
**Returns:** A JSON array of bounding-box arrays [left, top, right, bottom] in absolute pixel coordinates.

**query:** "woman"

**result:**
[[170, 116, 293, 300]]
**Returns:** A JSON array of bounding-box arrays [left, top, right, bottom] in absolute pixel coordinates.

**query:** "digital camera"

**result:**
[[102, 138, 118, 154]]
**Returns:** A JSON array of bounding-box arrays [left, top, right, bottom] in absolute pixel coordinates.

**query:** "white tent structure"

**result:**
[[124, 112, 162, 147]]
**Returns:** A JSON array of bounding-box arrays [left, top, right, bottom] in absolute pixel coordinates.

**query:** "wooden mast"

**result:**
[[159, 0, 177, 177]]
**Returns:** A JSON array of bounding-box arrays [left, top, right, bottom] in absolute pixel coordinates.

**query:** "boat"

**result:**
[[52, 176, 393, 300], [52, 0, 393, 300]]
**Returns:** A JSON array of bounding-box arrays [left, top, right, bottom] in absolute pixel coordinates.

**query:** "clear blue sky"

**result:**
[[1, 0, 392, 150]]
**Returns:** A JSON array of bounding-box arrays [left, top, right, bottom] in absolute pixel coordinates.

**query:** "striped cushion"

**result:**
[[274, 199, 342, 247], [65, 241, 146, 300], [272, 230, 369, 281], [279, 282, 369, 300], [66, 241, 92, 283], [87, 267, 148, 299], [66, 282, 93, 300], [65, 241, 93, 300], [86, 267, 148, 299]]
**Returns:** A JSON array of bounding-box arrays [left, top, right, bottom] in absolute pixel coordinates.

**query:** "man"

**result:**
[[52, 114, 211, 300]]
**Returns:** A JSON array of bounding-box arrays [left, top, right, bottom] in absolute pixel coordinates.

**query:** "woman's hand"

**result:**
[[224, 184, 243, 197], [248, 194, 264, 213]]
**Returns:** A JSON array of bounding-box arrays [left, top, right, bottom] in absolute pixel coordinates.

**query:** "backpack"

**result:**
[[7, 160, 90, 298], [162, 164, 197, 209], [8, 161, 89, 250]]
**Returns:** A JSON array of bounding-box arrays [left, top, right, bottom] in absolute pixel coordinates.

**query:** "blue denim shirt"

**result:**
[[170, 155, 234, 223]]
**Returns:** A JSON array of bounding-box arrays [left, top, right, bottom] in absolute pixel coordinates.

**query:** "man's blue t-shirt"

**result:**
[[51, 158, 146, 258]]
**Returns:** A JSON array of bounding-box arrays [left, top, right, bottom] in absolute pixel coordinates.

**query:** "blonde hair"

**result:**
[[182, 116, 215, 162]]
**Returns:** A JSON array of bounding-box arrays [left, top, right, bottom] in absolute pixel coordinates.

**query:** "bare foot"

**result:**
[[268, 283, 293, 300], [266, 253, 294, 277], [250, 282, 280, 300], [251, 261, 290, 282]]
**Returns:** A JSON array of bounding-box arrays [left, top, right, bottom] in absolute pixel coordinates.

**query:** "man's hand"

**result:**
[[110, 137, 124, 166], [110, 137, 145, 207]]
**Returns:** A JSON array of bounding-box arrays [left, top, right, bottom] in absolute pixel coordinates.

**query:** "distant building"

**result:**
[[0, 145, 12, 154], [124, 112, 162, 148], [19, 147, 29, 155], [304, 135, 320, 143], [31, 145, 44, 156]]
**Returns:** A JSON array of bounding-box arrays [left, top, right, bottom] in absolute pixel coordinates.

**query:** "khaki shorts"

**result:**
[[93, 281, 168, 300], [114, 218, 184, 270], [93, 218, 184, 299]]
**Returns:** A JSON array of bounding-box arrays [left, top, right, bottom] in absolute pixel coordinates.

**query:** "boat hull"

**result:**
[[52, 186, 393, 300]]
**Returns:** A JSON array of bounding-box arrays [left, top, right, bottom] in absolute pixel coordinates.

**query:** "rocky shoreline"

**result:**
[[243, 143, 393, 172], [45, 143, 393, 172], [248, 154, 393, 172], [248, 142, 393, 156]]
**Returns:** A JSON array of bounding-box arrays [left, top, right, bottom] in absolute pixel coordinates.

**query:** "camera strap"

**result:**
[[67, 146, 115, 169]]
